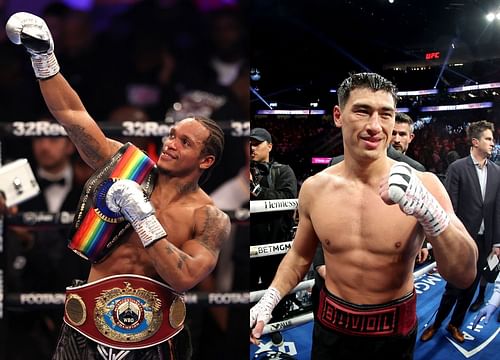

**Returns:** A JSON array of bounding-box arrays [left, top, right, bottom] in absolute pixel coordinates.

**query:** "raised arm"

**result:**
[[6, 12, 120, 169], [39, 75, 120, 169], [421, 172, 478, 287], [381, 162, 478, 288]]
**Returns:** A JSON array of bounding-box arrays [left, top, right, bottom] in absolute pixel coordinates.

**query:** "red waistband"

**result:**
[[316, 287, 416, 337], [63, 274, 185, 350]]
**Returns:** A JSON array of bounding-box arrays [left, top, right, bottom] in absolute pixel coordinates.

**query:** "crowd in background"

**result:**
[[253, 113, 500, 187], [1, 0, 249, 194], [0, 1, 249, 359]]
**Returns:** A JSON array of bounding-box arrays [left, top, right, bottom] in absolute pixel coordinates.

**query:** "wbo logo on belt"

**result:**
[[94, 281, 163, 342], [64, 274, 185, 350]]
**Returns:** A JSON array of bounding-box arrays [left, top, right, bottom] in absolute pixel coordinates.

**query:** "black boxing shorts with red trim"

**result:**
[[63, 274, 186, 350], [312, 287, 417, 360], [316, 287, 417, 337]]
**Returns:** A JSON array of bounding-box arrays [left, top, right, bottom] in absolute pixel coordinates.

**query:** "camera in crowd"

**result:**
[[250, 161, 270, 197]]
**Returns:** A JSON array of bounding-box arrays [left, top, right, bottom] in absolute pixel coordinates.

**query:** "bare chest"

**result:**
[[310, 185, 421, 255], [90, 204, 196, 280], [153, 205, 196, 246]]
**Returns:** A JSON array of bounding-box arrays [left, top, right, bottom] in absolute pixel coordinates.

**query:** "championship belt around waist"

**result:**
[[317, 287, 417, 337], [68, 142, 157, 263], [63, 274, 186, 350]]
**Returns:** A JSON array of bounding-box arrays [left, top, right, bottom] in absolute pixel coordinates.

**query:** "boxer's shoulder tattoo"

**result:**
[[63, 124, 105, 163], [196, 206, 230, 255]]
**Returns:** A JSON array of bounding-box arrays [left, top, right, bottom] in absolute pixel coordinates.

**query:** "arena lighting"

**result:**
[[388, 0, 395, 4], [419, 101, 493, 112], [398, 89, 439, 96], [256, 109, 326, 115], [311, 157, 332, 165], [250, 68, 261, 81], [396, 107, 410, 113], [434, 40, 455, 88], [249, 86, 272, 109], [447, 82, 500, 93], [486, 12, 495, 21]]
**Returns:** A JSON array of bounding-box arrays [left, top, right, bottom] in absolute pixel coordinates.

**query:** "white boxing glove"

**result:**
[[106, 179, 167, 247], [5, 12, 59, 79], [388, 162, 450, 237]]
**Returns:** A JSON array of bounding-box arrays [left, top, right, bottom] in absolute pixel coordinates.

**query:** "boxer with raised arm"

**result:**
[[6, 12, 231, 360], [250, 73, 477, 359]]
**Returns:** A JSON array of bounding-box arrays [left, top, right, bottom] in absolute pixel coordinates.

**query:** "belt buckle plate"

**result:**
[[94, 281, 163, 342]]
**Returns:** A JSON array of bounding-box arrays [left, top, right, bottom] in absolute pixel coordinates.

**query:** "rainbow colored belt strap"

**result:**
[[68, 143, 157, 263]]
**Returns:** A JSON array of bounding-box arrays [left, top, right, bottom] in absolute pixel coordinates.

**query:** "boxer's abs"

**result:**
[[88, 236, 157, 282], [312, 188, 423, 304]]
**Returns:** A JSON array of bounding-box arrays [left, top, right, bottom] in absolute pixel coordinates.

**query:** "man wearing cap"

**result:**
[[250, 127, 298, 293]]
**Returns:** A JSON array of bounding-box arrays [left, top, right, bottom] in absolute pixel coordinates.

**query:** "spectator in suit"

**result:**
[[391, 112, 415, 155], [6, 127, 89, 360], [22, 135, 81, 214], [421, 120, 500, 343]]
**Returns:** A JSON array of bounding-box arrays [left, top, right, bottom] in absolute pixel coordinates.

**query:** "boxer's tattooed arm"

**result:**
[[156, 206, 229, 275], [195, 206, 231, 256], [165, 243, 189, 269], [63, 124, 105, 165]]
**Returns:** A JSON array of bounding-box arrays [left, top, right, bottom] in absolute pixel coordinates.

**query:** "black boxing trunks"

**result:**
[[52, 323, 192, 360], [63, 274, 185, 350], [68, 143, 157, 263], [316, 287, 416, 337]]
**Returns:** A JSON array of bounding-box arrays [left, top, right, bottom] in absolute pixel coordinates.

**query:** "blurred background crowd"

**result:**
[[0, 0, 249, 359]]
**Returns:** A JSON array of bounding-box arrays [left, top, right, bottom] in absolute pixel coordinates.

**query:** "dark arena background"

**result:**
[[0, 0, 500, 359], [250, 1, 500, 360], [0, 0, 249, 359]]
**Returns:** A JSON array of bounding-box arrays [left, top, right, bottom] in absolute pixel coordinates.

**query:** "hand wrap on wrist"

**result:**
[[106, 179, 167, 248], [131, 215, 167, 248], [388, 162, 450, 237], [31, 52, 59, 79], [250, 287, 281, 329]]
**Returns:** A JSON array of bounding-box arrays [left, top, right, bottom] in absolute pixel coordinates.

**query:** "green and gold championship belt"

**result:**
[[68, 143, 157, 263]]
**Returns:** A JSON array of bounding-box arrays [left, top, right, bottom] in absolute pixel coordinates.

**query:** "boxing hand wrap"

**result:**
[[250, 287, 281, 332], [106, 179, 167, 248], [5, 12, 60, 79], [388, 162, 450, 237]]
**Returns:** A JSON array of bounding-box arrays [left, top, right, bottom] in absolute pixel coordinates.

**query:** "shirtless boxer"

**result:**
[[6, 12, 231, 359], [250, 73, 477, 359]]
